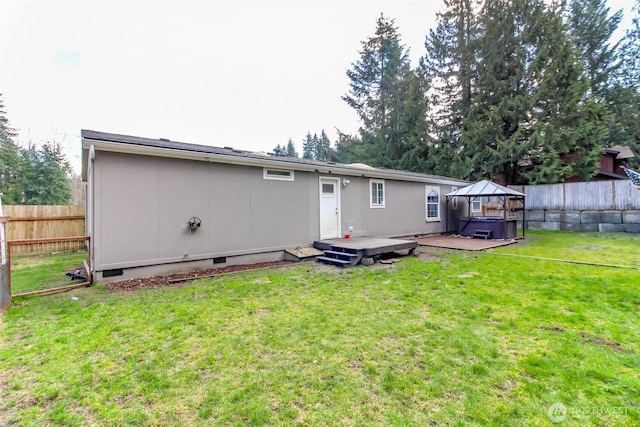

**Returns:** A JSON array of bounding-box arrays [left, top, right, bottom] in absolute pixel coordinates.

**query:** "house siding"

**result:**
[[87, 137, 466, 280], [93, 152, 317, 271]]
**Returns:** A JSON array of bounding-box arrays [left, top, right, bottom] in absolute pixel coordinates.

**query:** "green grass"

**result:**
[[10, 251, 88, 294], [1, 230, 639, 425]]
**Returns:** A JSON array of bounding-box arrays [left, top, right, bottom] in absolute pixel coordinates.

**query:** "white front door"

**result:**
[[319, 177, 340, 239]]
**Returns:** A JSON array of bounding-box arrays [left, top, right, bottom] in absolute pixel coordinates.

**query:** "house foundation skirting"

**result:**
[[518, 209, 640, 233], [95, 250, 286, 283]]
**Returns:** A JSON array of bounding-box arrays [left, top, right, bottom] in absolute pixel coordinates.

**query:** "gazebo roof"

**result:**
[[446, 180, 525, 198]]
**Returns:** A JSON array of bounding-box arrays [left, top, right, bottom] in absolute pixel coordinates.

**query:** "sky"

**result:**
[[0, 0, 636, 173]]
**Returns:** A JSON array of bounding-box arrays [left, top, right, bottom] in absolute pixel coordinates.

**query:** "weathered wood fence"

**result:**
[[3, 205, 86, 254], [510, 180, 640, 232], [4, 205, 86, 240]]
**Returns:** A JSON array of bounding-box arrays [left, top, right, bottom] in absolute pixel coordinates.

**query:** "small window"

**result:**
[[425, 185, 440, 222], [263, 168, 294, 181], [471, 197, 482, 213], [322, 183, 334, 194], [370, 179, 385, 208]]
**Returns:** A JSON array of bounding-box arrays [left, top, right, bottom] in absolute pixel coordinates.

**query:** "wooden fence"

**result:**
[[510, 180, 640, 211], [4, 205, 86, 242]]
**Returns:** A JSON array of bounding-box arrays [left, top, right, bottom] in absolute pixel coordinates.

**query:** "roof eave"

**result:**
[[82, 137, 468, 186]]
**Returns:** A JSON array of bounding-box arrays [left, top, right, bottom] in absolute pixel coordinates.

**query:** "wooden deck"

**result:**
[[415, 235, 519, 251], [314, 237, 417, 267]]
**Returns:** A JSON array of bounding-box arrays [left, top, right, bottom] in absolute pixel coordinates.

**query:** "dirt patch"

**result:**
[[539, 326, 567, 333], [580, 332, 626, 352], [106, 261, 293, 292], [540, 326, 627, 352]]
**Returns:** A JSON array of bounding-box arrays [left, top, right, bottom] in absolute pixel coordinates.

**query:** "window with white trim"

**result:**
[[370, 179, 385, 208], [425, 185, 440, 221], [471, 197, 482, 214], [263, 168, 294, 181]]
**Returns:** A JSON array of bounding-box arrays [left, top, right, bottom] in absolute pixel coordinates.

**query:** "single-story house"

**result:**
[[81, 130, 469, 281]]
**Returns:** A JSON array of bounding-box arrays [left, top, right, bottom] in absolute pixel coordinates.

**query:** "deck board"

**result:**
[[314, 237, 417, 257], [416, 235, 518, 251]]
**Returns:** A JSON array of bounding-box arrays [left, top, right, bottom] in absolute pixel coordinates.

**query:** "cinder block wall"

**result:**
[[518, 210, 640, 233]]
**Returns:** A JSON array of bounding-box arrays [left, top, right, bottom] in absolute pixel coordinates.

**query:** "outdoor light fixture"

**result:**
[[343, 179, 350, 187], [187, 217, 201, 232]]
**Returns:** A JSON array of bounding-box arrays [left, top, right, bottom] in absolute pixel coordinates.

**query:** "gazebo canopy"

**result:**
[[446, 180, 525, 198]]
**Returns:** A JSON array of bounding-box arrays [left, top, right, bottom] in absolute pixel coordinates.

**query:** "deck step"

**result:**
[[329, 246, 359, 254], [472, 229, 492, 239], [323, 250, 360, 260], [316, 256, 353, 267]]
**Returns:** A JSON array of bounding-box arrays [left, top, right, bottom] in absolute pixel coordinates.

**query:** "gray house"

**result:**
[[81, 130, 468, 281]]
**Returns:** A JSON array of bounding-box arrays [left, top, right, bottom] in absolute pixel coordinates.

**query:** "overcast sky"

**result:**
[[1, 0, 635, 172]]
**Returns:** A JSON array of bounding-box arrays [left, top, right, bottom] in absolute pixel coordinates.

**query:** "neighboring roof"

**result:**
[[445, 180, 525, 197], [607, 146, 635, 160], [81, 129, 468, 186]]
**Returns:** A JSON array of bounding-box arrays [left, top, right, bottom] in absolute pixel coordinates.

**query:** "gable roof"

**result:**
[[446, 180, 525, 197], [81, 129, 468, 186], [607, 146, 635, 160]]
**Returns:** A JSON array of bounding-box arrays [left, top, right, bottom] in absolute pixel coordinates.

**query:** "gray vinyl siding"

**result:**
[[92, 151, 460, 272], [93, 152, 318, 270]]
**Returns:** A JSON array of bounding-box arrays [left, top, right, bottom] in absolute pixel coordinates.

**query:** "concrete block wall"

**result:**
[[519, 210, 640, 233]]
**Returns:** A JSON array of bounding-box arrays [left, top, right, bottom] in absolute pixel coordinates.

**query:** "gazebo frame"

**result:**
[[445, 180, 526, 239]]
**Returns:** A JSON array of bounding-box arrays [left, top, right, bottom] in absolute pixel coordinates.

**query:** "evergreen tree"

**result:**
[[315, 130, 331, 161], [617, 0, 640, 88], [334, 131, 368, 164], [568, 0, 623, 99], [285, 138, 298, 157], [608, 1, 640, 167], [0, 95, 24, 204], [342, 14, 415, 169], [421, 0, 479, 177], [21, 142, 71, 205], [523, 5, 607, 183], [396, 69, 430, 173], [302, 132, 315, 159], [460, 0, 604, 184], [461, 0, 539, 183]]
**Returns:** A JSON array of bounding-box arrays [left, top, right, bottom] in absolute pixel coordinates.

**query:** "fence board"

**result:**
[[522, 184, 565, 210], [613, 180, 638, 210], [512, 181, 640, 211], [4, 205, 86, 241]]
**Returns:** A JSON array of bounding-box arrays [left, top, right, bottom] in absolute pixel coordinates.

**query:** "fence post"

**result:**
[[0, 206, 10, 311]]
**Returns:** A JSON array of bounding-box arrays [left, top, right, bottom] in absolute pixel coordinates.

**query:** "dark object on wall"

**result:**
[[187, 217, 201, 232]]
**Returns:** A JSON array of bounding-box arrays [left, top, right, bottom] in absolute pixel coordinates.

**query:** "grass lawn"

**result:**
[[10, 251, 88, 295], [1, 230, 638, 426]]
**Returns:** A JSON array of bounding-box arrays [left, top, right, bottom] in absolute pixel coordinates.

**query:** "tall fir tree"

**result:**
[[617, 0, 640, 88], [607, 0, 640, 166], [459, 0, 605, 184], [285, 138, 298, 157], [302, 132, 315, 160], [421, 0, 479, 178], [21, 142, 71, 205], [523, 4, 607, 183], [315, 130, 332, 161], [461, 0, 539, 183], [568, 0, 623, 99], [342, 14, 417, 169], [0, 95, 25, 204]]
